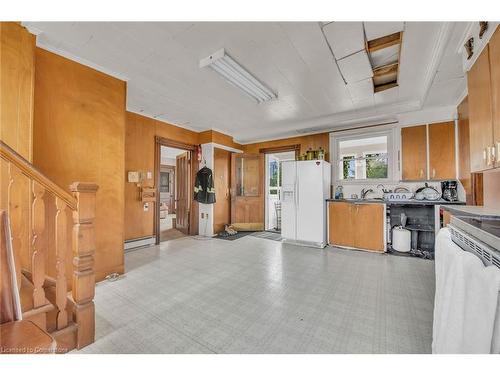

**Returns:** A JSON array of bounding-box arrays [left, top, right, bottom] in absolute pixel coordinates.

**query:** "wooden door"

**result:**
[[489, 28, 500, 168], [328, 202, 355, 247], [230, 153, 264, 231], [467, 46, 494, 172], [401, 125, 427, 180], [175, 152, 190, 234], [213, 148, 231, 234], [428, 121, 456, 180], [353, 203, 385, 252]]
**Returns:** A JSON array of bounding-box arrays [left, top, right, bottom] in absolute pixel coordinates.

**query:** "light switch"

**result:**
[[128, 171, 140, 183]]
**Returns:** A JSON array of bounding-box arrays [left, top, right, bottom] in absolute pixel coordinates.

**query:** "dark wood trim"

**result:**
[[259, 144, 301, 159], [155, 136, 197, 151], [374, 82, 399, 93], [154, 137, 198, 244], [472, 173, 484, 206], [367, 31, 402, 52]]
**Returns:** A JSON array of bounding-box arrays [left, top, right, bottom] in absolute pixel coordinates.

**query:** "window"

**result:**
[[331, 128, 395, 183], [160, 171, 170, 192], [342, 155, 356, 179]]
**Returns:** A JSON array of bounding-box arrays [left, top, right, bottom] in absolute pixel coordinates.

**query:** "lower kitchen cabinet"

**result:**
[[328, 201, 386, 252]]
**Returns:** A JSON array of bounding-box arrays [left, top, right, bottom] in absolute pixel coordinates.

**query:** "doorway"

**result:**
[[155, 137, 198, 244], [264, 151, 296, 233], [213, 148, 231, 234], [158, 145, 189, 242]]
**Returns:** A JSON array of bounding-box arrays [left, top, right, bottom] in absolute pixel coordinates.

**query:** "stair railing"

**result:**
[[0, 140, 98, 349]]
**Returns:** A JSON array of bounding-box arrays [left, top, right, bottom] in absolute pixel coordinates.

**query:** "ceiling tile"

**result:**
[[347, 78, 374, 99], [364, 22, 405, 41], [338, 50, 373, 83], [24, 21, 466, 142], [322, 22, 365, 59]]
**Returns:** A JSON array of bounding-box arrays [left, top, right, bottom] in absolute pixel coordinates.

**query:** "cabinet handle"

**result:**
[[419, 169, 423, 178], [492, 145, 497, 163], [484, 148, 488, 162], [432, 168, 436, 179]]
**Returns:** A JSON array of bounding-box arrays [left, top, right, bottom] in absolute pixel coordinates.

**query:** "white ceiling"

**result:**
[[23, 22, 470, 143]]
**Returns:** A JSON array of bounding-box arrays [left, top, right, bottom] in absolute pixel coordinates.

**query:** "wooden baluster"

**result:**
[[7, 164, 30, 290], [70, 182, 98, 349], [55, 197, 68, 330], [31, 181, 46, 308]]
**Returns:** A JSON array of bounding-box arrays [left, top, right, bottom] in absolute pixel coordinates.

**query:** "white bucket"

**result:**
[[392, 226, 411, 253]]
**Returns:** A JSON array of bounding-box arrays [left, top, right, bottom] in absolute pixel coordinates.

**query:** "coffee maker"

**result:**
[[441, 180, 459, 202]]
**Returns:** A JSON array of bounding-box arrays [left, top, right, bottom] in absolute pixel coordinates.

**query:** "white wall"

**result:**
[[198, 143, 214, 237], [198, 142, 243, 237]]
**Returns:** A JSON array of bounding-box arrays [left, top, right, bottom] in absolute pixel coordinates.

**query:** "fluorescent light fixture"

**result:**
[[200, 49, 277, 103]]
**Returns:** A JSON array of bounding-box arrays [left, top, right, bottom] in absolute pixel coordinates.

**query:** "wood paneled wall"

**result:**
[[0, 22, 35, 161], [33, 48, 126, 281], [125, 112, 200, 241], [199, 130, 242, 149], [242, 133, 330, 158]]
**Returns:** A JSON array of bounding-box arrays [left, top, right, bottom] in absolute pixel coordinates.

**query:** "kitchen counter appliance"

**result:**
[[441, 180, 459, 202]]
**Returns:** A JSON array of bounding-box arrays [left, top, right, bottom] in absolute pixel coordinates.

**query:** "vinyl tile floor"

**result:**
[[77, 236, 435, 354]]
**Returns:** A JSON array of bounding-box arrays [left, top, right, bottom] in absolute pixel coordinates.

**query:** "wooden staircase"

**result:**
[[0, 140, 98, 353]]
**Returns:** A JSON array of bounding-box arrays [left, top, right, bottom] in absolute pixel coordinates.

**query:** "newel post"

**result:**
[[69, 182, 99, 349]]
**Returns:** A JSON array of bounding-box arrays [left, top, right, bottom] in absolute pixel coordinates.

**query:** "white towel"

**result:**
[[433, 228, 500, 353]]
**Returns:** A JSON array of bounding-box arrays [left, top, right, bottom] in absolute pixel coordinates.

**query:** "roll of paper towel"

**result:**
[[392, 226, 411, 252]]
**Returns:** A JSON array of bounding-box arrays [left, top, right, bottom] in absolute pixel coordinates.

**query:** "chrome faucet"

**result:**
[[361, 188, 373, 199]]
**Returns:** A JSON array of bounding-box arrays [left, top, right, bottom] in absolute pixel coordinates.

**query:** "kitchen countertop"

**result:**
[[327, 198, 465, 206], [443, 205, 500, 219]]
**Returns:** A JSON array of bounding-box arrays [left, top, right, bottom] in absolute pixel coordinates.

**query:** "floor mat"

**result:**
[[214, 231, 255, 241], [251, 231, 283, 242]]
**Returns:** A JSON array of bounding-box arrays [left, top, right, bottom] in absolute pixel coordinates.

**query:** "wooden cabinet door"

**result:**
[[429, 121, 456, 180], [467, 46, 494, 172], [401, 125, 427, 180], [353, 204, 385, 252], [328, 202, 355, 247], [489, 28, 500, 168]]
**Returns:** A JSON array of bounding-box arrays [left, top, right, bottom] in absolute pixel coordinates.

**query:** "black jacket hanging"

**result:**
[[194, 166, 216, 204]]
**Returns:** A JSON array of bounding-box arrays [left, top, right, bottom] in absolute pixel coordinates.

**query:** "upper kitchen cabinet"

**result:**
[[429, 121, 456, 180], [401, 125, 427, 180], [467, 45, 494, 172], [490, 29, 500, 168]]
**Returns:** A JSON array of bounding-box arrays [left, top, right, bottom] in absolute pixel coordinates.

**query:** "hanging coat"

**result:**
[[194, 166, 216, 204]]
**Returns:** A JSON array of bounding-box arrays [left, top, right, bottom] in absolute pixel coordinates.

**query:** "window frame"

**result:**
[[330, 125, 399, 185]]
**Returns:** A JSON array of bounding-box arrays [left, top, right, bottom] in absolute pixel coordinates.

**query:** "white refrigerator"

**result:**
[[281, 160, 331, 248]]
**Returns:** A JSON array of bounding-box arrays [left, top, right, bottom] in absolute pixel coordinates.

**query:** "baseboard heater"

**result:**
[[124, 236, 155, 251]]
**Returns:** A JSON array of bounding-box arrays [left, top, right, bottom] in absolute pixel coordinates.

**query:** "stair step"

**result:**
[[0, 320, 56, 354], [20, 274, 53, 314]]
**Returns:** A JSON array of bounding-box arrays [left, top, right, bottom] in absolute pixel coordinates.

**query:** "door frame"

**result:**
[[259, 145, 300, 231], [154, 136, 198, 244]]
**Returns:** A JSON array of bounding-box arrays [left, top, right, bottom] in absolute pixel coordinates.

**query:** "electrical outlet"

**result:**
[[201, 213, 204, 219]]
